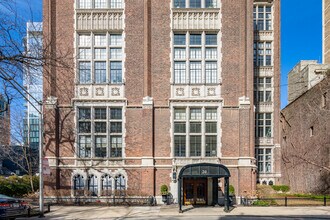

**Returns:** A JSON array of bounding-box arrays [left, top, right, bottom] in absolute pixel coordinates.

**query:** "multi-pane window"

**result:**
[[254, 77, 272, 103], [173, 107, 218, 157], [256, 113, 272, 138], [253, 5, 272, 31], [73, 174, 85, 196], [77, 0, 123, 9], [77, 33, 123, 84], [254, 42, 272, 66], [256, 148, 272, 173], [173, 32, 218, 84], [101, 174, 112, 196], [173, 0, 218, 8], [78, 108, 91, 157], [88, 175, 98, 196], [77, 107, 123, 158], [190, 108, 202, 156], [115, 175, 126, 195]]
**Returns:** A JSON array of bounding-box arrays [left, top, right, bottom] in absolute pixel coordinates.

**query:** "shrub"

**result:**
[[229, 185, 235, 195], [271, 185, 290, 192], [252, 199, 277, 206], [160, 184, 168, 195], [0, 175, 39, 197]]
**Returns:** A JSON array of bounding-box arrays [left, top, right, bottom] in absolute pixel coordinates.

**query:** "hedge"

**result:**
[[0, 175, 39, 197]]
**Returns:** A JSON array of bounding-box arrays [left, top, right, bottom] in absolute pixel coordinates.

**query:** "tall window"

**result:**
[[173, 0, 217, 8], [256, 113, 272, 138], [88, 175, 98, 196], [254, 42, 272, 66], [256, 148, 272, 173], [254, 77, 272, 103], [190, 108, 202, 156], [77, 33, 123, 84], [73, 174, 85, 196], [101, 174, 112, 196], [173, 32, 218, 84], [78, 108, 92, 158], [115, 175, 126, 196], [205, 108, 217, 156], [173, 107, 218, 157], [253, 5, 272, 31], [77, 107, 123, 158]]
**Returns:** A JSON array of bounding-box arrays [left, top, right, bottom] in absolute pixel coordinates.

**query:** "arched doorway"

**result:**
[[178, 163, 231, 212]]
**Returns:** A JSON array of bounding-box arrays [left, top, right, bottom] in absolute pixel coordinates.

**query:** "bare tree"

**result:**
[[0, 0, 74, 194]]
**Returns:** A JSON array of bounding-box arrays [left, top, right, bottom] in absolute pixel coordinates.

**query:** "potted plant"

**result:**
[[160, 184, 168, 203]]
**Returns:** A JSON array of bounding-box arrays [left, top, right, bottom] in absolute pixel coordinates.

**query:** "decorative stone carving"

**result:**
[[111, 88, 120, 96], [76, 11, 123, 31], [95, 87, 105, 96], [176, 88, 185, 96], [207, 88, 216, 96], [191, 88, 200, 96], [172, 11, 220, 30], [80, 87, 89, 96]]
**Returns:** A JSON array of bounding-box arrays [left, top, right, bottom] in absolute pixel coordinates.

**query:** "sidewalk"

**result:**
[[19, 205, 330, 219]]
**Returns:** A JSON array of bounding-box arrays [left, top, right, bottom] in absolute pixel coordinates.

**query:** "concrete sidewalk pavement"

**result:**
[[19, 205, 330, 219]]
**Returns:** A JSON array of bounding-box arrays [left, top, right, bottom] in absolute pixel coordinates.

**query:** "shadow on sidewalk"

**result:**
[[180, 205, 236, 213]]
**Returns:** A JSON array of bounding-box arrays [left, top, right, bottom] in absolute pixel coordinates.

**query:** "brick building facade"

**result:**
[[281, 75, 329, 193], [43, 0, 281, 203]]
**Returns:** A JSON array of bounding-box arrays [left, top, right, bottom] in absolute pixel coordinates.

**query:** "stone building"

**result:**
[[43, 0, 281, 204], [288, 60, 329, 104]]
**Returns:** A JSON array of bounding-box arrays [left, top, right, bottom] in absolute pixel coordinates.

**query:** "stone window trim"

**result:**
[[255, 147, 273, 174], [172, 105, 220, 158], [71, 170, 127, 197], [172, 32, 220, 85], [253, 41, 273, 67], [76, 32, 124, 85], [255, 113, 273, 138], [254, 77, 273, 103], [75, 105, 125, 159], [253, 4, 273, 31]]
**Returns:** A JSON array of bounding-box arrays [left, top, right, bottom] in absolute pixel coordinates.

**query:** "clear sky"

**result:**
[[281, 0, 322, 108], [9, 0, 324, 111]]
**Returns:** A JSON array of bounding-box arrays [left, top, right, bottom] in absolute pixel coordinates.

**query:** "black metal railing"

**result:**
[[241, 196, 329, 207], [44, 196, 156, 206]]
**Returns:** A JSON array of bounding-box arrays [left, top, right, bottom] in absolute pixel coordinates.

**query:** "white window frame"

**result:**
[[172, 32, 219, 84], [77, 32, 123, 84]]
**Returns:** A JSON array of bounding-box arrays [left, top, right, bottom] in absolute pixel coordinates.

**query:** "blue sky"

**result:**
[[10, 0, 323, 111], [281, 0, 322, 108]]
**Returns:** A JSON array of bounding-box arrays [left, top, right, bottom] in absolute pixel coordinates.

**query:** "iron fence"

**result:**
[[241, 196, 329, 207], [43, 196, 156, 206]]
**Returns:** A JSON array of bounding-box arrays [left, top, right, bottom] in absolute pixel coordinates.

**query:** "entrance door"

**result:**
[[183, 178, 207, 205]]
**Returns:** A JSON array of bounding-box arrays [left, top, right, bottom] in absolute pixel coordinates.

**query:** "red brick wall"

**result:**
[[281, 77, 330, 193]]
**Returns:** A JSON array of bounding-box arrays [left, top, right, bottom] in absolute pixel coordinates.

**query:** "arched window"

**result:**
[[268, 180, 274, 186], [101, 174, 112, 196], [115, 175, 126, 196], [88, 174, 98, 196], [262, 180, 267, 185], [73, 174, 85, 196]]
